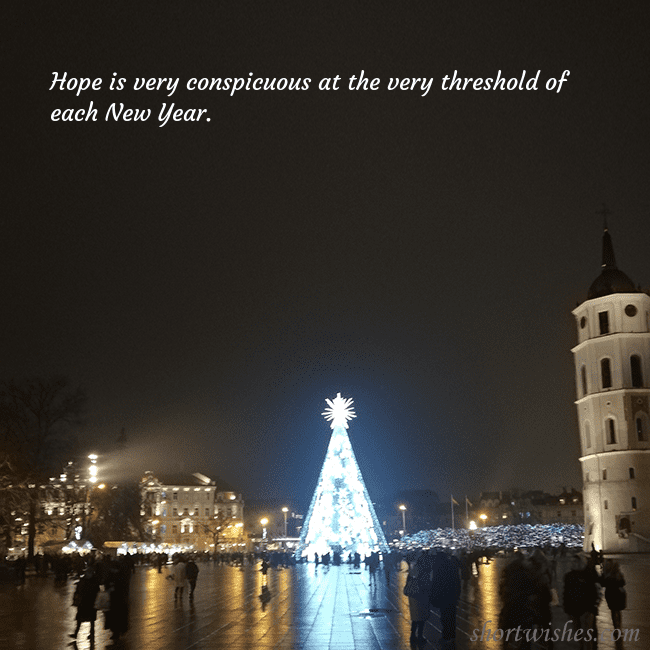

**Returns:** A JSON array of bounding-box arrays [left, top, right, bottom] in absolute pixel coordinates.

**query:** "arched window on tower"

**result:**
[[631, 355, 643, 388], [601, 358, 612, 389], [636, 416, 647, 442], [581, 366, 588, 396], [606, 418, 617, 445]]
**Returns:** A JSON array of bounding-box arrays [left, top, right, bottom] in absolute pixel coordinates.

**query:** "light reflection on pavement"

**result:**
[[0, 555, 647, 649]]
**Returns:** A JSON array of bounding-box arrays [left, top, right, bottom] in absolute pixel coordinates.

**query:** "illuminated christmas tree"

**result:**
[[295, 393, 389, 559]]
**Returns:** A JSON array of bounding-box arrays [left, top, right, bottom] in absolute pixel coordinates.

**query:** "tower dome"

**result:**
[[587, 224, 636, 299]]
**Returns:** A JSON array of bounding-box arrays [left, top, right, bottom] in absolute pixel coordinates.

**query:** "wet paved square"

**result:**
[[0, 556, 647, 650]]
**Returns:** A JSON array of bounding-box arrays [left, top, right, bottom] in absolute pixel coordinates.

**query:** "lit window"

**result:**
[[601, 358, 612, 389], [631, 355, 643, 388]]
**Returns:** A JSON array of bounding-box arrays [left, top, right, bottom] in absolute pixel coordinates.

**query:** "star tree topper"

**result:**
[[322, 392, 356, 429]]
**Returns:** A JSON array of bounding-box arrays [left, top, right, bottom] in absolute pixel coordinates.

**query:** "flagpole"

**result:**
[[451, 495, 454, 530], [465, 496, 469, 527]]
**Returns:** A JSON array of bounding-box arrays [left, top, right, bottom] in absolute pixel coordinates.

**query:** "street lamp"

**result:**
[[282, 507, 288, 537], [399, 504, 407, 535], [479, 513, 487, 527], [260, 518, 268, 541], [85, 454, 99, 537], [88, 454, 98, 484]]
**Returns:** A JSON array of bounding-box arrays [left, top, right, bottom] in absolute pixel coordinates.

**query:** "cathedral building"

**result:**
[[572, 224, 650, 552]]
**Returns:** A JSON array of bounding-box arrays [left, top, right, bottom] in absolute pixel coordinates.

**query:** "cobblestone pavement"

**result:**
[[0, 556, 647, 650]]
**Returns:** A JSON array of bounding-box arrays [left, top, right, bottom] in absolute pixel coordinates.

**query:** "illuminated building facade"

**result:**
[[572, 224, 650, 552], [140, 471, 244, 551]]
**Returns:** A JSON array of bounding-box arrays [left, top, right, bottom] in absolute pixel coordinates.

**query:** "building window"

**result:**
[[603, 469, 607, 480], [604, 500, 608, 509], [173, 492, 178, 501], [205, 508, 210, 516], [183, 508, 189, 515], [172, 508, 177, 516], [581, 366, 588, 396], [601, 358, 612, 389], [585, 422, 591, 448], [160, 525, 166, 534], [557, 511, 561, 518], [631, 355, 643, 388], [172, 525, 177, 533], [163, 509, 167, 517], [629, 467, 635, 479], [599, 311, 609, 334], [631, 497, 637, 510], [637, 417, 646, 441], [606, 418, 616, 444]]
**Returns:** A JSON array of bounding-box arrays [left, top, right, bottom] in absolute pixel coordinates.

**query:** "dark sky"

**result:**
[[6, 3, 650, 512]]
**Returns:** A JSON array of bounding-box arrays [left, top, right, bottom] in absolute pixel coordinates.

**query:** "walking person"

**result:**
[[562, 554, 600, 650], [404, 550, 434, 645], [171, 554, 188, 600], [104, 556, 132, 641], [430, 550, 462, 650], [600, 559, 626, 631], [70, 565, 100, 642], [186, 557, 199, 600]]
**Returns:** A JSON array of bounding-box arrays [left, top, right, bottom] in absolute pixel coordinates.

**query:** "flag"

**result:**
[[466, 497, 473, 507], [451, 495, 459, 506]]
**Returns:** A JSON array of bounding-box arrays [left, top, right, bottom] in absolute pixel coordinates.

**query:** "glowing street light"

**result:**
[[479, 513, 487, 527], [88, 454, 98, 484], [399, 504, 407, 535], [282, 507, 289, 537], [260, 518, 269, 541], [469, 520, 477, 530]]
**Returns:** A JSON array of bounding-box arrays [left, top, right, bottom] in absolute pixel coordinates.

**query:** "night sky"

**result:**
[[6, 4, 650, 512]]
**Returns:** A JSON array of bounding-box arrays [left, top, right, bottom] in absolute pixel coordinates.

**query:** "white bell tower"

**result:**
[[572, 222, 650, 552]]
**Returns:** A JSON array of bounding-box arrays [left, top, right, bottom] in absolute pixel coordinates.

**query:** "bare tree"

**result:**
[[199, 511, 231, 549], [87, 483, 148, 547], [0, 377, 86, 559]]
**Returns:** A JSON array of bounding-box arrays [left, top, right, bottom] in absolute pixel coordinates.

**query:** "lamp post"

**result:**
[[85, 454, 99, 537], [260, 518, 268, 543], [479, 513, 487, 527], [399, 504, 407, 535], [282, 507, 288, 538]]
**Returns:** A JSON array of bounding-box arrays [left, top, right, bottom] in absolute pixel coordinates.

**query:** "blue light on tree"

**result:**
[[295, 393, 389, 559]]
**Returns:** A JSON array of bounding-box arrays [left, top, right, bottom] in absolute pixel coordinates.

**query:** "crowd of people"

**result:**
[[1, 538, 630, 649]]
